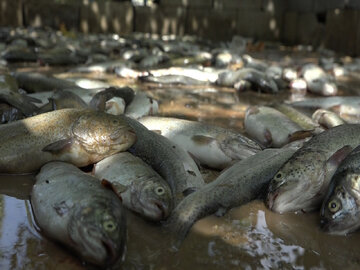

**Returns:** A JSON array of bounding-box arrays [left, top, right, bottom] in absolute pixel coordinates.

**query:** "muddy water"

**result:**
[[2, 60, 360, 269]]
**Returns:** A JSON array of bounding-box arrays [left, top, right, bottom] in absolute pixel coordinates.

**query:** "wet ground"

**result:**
[[2, 50, 360, 269]]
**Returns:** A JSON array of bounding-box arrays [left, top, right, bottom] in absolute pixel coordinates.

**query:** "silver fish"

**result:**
[[0, 109, 136, 173], [165, 148, 296, 248], [139, 116, 261, 170], [266, 124, 360, 213], [125, 92, 159, 119], [124, 116, 204, 206], [31, 162, 127, 267], [320, 145, 360, 235], [244, 106, 312, 148], [93, 152, 172, 221]]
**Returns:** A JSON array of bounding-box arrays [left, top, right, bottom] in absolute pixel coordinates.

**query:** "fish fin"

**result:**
[[326, 145, 353, 168], [42, 138, 73, 154], [288, 130, 313, 142], [150, 129, 162, 135], [264, 128, 272, 146], [22, 94, 42, 104], [182, 187, 197, 197], [322, 145, 353, 194], [191, 135, 216, 145], [101, 179, 127, 198]]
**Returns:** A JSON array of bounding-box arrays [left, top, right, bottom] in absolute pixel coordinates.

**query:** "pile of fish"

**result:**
[[2, 26, 360, 268]]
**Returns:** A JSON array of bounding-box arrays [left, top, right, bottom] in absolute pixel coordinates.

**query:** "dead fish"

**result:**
[[72, 60, 136, 74], [124, 116, 204, 206], [289, 78, 307, 94], [93, 152, 172, 221], [300, 64, 337, 96], [139, 116, 262, 170], [0, 73, 39, 116], [0, 109, 136, 173], [139, 74, 207, 86], [138, 54, 169, 69], [320, 145, 360, 235], [165, 148, 296, 248], [13, 72, 80, 93], [147, 67, 219, 84], [37, 90, 88, 113], [89, 86, 134, 111], [125, 92, 159, 119], [290, 96, 360, 111], [217, 68, 278, 93], [266, 124, 360, 213], [31, 161, 127, 267], [38, 47, 85, 65], [312, 109, 346, 128], [244, 106, 312, 148], [272, 103, 321, 132], [1, 46, 37, 62]]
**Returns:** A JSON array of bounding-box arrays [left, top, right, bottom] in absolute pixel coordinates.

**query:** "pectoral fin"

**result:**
[[42, 138, 73, 154], [101, 179, 126, 201], [191, 135, 216, 145], [324, 145, 353, 187]]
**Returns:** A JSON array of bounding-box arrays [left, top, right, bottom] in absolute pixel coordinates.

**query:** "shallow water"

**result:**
[[2, 52, 360, 269]]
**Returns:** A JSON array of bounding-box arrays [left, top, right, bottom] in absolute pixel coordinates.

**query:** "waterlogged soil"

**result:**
[[2, 52, 360, 269]]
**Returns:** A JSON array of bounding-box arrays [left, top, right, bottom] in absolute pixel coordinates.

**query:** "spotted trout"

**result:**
[[165, 148, 296, 248], [266, 124, 360, 213], [124, 116, 204, 206], [31, 162, 127, 267], [93, 152, 172, 221], [320, 145, 360, 235], [0, 109, 136, 173]]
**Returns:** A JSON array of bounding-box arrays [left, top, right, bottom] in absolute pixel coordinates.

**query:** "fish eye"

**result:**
[[155, 187, 165, 196], [275, 172, 282, 179], [328, 200, 341, 213], [103, 220, 117, 232]]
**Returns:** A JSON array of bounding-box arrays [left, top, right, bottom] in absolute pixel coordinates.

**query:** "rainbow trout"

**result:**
[[0, 109, 136, 173]]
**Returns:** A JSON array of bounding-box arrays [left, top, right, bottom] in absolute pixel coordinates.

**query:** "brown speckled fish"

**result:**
[[0, 108, 136, 173]]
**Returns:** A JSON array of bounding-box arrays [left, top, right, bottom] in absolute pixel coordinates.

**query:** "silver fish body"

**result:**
[[93, 152, 172, 221], [31, 162, 127, 267], [320, 145, 360, 235], [0, 109, 136, 173], [139, 116, 261, 169], [267, 124, 360, 213], [244, 106, 312, 148], [166, 148, 296, 247], [124, 116, 204, 206]]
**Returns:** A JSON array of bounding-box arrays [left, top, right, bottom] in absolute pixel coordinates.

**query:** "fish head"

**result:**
[[72, 111, 137, 155], [266, 151, 326, 213], [130, 178, 172, 221], [68, 198, 127, 267], [320, 174, 360, 235]]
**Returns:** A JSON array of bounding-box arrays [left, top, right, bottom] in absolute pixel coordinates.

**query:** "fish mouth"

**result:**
[[266, 190, 279, 211], [101, 238, 119, 266], [110, 128, 137, 141], [144, 200, 170, 221]]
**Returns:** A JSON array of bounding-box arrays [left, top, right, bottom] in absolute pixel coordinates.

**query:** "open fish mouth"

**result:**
[[101, 238, 119, 266], [266, 190, 279, 210]]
